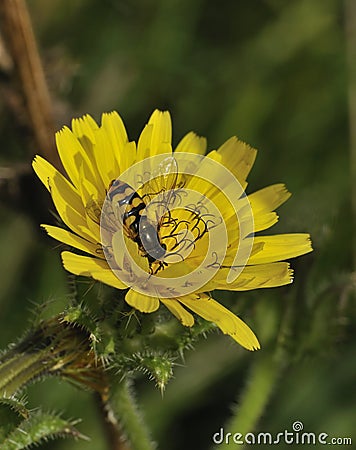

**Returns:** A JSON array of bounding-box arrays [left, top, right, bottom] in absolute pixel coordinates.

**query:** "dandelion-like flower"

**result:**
[[33, 110, 312, 351]]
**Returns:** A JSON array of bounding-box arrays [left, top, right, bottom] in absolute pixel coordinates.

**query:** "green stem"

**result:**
[[0, 351, 50, 397], [107, 378, 156, 450], [213, 353, 280, 450], [0, 316, 106, 397]]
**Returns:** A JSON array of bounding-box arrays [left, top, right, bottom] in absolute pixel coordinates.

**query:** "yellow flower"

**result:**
[[33, 110, 312, 351]]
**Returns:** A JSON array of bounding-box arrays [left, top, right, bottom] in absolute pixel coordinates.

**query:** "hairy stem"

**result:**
[[96, 392, 131, 450], [0, 315, 106, 397], [107, 378, 157, 450]]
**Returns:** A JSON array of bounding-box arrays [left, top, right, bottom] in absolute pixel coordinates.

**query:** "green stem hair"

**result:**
[[0, 315, 106, 398]]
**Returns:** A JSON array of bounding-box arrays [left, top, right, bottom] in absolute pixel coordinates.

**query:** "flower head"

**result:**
[[33, 110, 312, 351]]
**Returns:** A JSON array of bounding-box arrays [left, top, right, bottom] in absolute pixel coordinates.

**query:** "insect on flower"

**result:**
[[107, 178, 166, 267], [33, 109, 313, 350], [105, 156, 194, 274]]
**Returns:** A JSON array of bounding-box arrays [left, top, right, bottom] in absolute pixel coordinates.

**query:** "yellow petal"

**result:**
[[175, 131, 207, 155], [149, 109, 172, 153], [102, 111, 132, 173], [221, 241, 264, 267], [253, 212, 279, 232], [55, 127, 97, 188], [49, 180, 99, 242], [137, 123, 153, 162], [249, 184, 291, 213], [71, 114, 108, 193], [183, 157, 241, 204], [248, 234, 313, 265], [122, 140, 137, 175], [201, 262, 293, 291], [33, 154, 76, 197], [102, 111, 128, 150], [219, 184, 291, 234], [75, 163, 104, 241], [179, 293, 260, 350], [125, 290, 160, 313], [93, 125, 122, 188], [156, 259, 192, 279], [42, 225, 101, 257], [160, 298, 195, 326], [32, 156, 97, 242], [249, 184, 292, 230], [61, 251, 127, 290], [211, 137, 257, 189], [111, 231, 150, 274], [71, 114, 99, 145], [137, 110, 172, 160]]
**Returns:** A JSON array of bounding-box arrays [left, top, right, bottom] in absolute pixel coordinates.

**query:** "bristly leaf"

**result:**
[[0, 396, 29, 419], [0, 410, 88, 450], [0, 397, 29, 442]]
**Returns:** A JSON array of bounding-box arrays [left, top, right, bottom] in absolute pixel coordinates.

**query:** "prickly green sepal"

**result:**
[[62, 304, 101, 343], [136, 353, 175, 392], [176, 318, 216, 354], [114, 351, 175, 391]]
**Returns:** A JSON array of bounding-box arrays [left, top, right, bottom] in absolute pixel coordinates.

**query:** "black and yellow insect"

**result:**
[[106, 156, 185, 273], [108, 178, 166, 265], [106, 155, 210, 273]]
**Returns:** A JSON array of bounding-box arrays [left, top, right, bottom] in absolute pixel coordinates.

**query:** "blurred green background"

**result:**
[[0, 0, 355, 449]]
